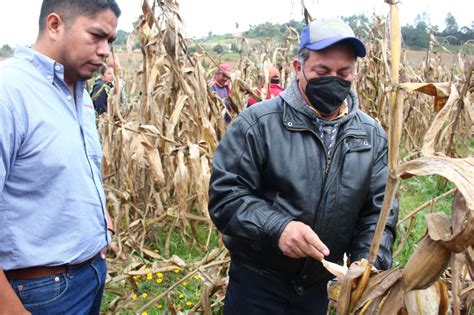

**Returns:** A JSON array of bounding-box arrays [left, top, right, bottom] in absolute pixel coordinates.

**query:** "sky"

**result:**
[[0, 0, 471, 46]]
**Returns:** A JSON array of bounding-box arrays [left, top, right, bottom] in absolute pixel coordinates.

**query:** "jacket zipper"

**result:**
[[287, 127, 330, 172], [325, 133, 361, 173], [285, 122, 370, 277], [286, 126, 366, 229], [287, 127, 362, 174]]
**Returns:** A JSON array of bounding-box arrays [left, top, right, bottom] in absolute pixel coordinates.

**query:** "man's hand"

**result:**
[[100, 246, 108, 260], [278, 221, 330, 261], [0, 270, 31, 315]]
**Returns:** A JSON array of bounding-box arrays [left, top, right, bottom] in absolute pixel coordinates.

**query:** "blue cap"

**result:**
[[299, 18, 366, 57]]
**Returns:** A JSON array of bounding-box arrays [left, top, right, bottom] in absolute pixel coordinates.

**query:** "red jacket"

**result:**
[[247, 83, 284, 107]]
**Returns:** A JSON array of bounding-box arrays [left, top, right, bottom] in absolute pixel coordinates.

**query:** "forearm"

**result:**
[[105, 209, 114, 232], [350, 196, 398, 269], [350, 134, 399, 269], [209, 190, 294, 244], [0, 269, 29, 315]]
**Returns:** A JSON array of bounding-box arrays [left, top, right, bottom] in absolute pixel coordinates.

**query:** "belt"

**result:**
[[4, 253, 101, 281]]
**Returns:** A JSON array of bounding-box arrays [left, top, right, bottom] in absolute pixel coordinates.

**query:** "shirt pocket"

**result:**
[[12, 273, 69, 308]]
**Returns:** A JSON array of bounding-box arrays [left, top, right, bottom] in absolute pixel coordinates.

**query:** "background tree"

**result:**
[[441, 13, 460, 45], [213, 44, 224, 54], [114, 30, 130, 46], [401, 13, 430, 49], [342, 14, 371, 39], [443, 13, 459, 35], [0, 44, 13, 58]]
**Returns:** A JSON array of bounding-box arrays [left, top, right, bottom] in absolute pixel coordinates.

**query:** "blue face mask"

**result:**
[[303, 73, 351, 114]]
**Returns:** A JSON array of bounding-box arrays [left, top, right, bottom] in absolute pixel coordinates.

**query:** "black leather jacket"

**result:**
[[208, 79, 398, 286]]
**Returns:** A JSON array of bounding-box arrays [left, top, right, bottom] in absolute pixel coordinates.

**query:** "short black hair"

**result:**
[[39, 0, 121, 32]]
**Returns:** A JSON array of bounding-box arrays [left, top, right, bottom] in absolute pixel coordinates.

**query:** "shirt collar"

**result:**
[[308, 100, 349, 120], [14, 46, 66, 85]]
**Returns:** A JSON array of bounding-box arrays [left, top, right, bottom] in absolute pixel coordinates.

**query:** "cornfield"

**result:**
[[99, 0, 473, 314]]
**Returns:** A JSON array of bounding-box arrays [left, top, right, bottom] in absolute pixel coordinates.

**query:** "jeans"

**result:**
[[8, 256, 107, 315], [224, 261, 329, 315]]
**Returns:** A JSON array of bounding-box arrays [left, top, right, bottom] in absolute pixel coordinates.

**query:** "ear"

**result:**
[[45, 13, 64, 41], [292, 59, 302, 74]]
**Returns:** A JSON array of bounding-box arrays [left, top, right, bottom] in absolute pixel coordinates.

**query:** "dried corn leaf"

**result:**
[[163, 21, 177, 58], [399, 81, 452, 115], [328, 280, 342, 302], [168, 255, 186, 267], [417, 83, 459, 156], [399, 156, 474, 211], [188, 144, 209, 217], [172, 150, 189, 228], [129, 134, 147, 167], [426, 213, 452, 241], [426, 193, 474, 253], [142, 247, 163, 260], [166, 94, 188, 138], [402, 237, 451, 291], [404, 280, 449, 315], [400, 82, 451, 97], [142, 138, 165, 185], [377, 279, 404, 315], [336, 265, 366, 314], [353, 268, 402, 312]]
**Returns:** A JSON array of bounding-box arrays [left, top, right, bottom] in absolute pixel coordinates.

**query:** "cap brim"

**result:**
[[304, 37, 366, 57]]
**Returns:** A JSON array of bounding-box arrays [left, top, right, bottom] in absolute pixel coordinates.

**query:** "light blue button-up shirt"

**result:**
[[0, 46, 110, 270]]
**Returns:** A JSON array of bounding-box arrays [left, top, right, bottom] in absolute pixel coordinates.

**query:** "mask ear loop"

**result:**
[[301, 63, 310, 84]]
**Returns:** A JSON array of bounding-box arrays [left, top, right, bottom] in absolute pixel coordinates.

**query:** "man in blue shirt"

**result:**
[[0, 0, 120, 313]]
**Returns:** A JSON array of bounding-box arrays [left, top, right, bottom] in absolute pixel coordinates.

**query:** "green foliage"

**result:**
[[402, 22, 430, 50], [230, 42, 239, 53], [393, 175, 455, 267], [444, 13, 459, 35], [243, 19, 305, 40], [103, 223, 222, 314], [114, 29, 130, 46], [401, 12, 474, 49], [0, 44, 13, 58], [213, 44, 225, 54], [187, 45, 198, 54], [191, 13, 472, 53], [341, 14, 371, 39]]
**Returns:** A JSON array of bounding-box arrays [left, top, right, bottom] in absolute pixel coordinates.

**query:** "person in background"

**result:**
[[106, 58, 128, 112], [247, 66, 284, 107], [209, 63, 233, 123], [0, 0, 120, 313], [208, 17, 398, 314], [90, 65, 114, 115]]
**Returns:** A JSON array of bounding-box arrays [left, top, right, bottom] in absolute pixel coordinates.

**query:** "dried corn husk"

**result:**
[[402, 237, 451, 291], [321, 259, 348, 281]]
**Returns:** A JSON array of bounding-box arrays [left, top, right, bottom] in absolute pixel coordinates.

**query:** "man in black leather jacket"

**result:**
[[208, 17, 398, 315]]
